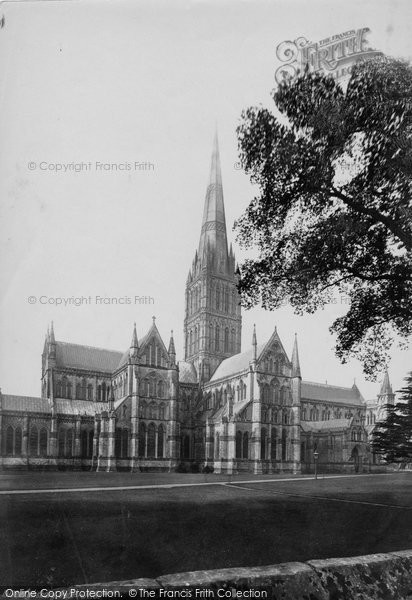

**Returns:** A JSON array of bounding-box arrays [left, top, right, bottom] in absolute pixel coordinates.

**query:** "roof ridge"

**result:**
[[3, 394, 44, 400], [56, 340, 123, 354], [302, 380, 355, 391]]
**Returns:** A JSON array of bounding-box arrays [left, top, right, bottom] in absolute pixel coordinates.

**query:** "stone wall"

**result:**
[[62, 550, 412, 599]]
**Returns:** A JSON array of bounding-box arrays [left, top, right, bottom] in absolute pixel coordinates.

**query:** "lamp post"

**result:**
[[313, 450, 319, 480]]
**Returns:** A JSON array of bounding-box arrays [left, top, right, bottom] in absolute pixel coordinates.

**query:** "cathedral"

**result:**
[[0, 135, 395, 474]]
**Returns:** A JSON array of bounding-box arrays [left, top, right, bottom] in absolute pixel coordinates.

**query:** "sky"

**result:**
[[0, 0, 411, 400]]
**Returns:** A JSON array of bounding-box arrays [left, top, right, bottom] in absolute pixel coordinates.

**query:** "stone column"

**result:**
[[96, 412, 108, 471], [50, 407, 58, 458], [22, 416, 29, 458], [106, 411, 116, 472], [225, 421, 236, 474], [155, 427, 159, 459], [91, 415, 100, 471], [130, 397, 139, 471], [74, 417, 81, 458], [205, 418, 212, 464], [167, 370, 180, 468], [250, 368, 262, 474]]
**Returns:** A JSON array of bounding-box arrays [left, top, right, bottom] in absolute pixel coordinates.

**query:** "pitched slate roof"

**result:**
[[54, 399, 109, 416], [301, 381, 364, 405], [210, 344, 266, 382], [178, 361, 198, 384], [301, 418, 352, 432], [55, 341, 124, 373], [1, 395, 51, 413]]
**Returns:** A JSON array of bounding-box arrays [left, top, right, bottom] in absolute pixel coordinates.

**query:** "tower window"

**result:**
[[224, 328, 229, 353], [215, 326, 220, 351]]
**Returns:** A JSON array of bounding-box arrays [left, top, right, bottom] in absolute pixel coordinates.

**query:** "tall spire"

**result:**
[[291, 333, 301, 378], [379, 370, 393, 396], [198, 131, 228, 263]]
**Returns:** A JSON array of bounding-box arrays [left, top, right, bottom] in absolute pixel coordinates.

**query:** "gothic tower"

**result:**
[[184, 132, 242, 382]]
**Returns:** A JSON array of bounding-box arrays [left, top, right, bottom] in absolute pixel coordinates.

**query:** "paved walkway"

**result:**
[[0, 471, 401, 495]]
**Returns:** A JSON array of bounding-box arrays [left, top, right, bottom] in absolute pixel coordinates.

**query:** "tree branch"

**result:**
[[330, 186, 412, 251]]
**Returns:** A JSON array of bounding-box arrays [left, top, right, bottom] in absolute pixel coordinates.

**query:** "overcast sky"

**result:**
[[0, 0, 411, 400]]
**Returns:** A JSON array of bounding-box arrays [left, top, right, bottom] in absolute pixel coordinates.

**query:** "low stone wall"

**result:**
[[63, 550, 412, 599]]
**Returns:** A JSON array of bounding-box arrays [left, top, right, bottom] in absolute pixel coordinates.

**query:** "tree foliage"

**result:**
[[235, 57, 412, 378], [371, 372, 412, 462]]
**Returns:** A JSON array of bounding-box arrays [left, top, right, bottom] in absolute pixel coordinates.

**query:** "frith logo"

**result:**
[[275, 27, 383, 84]]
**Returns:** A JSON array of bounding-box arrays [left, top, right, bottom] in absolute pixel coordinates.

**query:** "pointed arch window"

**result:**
[[215, 326, 220, 351], [56, 380, 62, 398], [6, 426, 13, 455], [37, 428, 48, 456], [29, 426, 39, 456], [271, 429, 277, 459], [138, 422, 146, 457], [216, 287, 220, 310], [158, 424, 165, 458], [14, 427, 22, 455], [209, 324, 213, 350], [261, 428, 267, 460], [147, 423, 156, 458], [231, 329, 235, 353], [66, 429, 74, 458], [224, 289, 229, 313], [158, 380, 164, 398], [224, 328, 229, 353], [87, 384, 93, 401], [282, 429, 287, 461]]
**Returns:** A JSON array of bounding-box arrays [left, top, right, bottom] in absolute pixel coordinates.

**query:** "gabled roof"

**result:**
[[301, 381, 364, 405], [56, 341, 123, 373], [210, 344, 266, 382], [1, 395, 51, 413], [178, 361, 198, 384], [301, 418, 352, 432]]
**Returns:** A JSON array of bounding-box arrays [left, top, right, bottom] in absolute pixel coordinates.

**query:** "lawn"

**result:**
[[0, 472, 411, 588]]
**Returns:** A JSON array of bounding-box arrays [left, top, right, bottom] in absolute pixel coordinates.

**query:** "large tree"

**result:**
[[235, 57, 412, 377], [371, 372, 412, 462]]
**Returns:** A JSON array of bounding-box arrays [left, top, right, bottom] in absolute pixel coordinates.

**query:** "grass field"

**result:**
[[0, 471, 411, 588]]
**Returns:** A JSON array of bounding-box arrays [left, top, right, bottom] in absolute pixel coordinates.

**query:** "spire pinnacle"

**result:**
[[49, 321, 55, 344], [379, 370, 393, 396], [291, 333, 301, 378], [198, 130, 228, 264], [252, 324, 257, 361], [130, 322, 139, 348], [168, 330, 176, 365]]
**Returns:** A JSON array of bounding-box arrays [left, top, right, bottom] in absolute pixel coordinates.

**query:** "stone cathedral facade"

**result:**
[[0, 135, 395, 473]]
